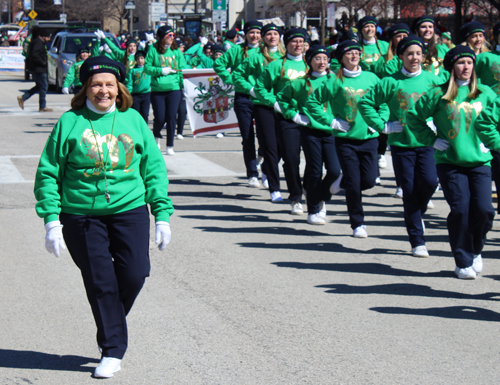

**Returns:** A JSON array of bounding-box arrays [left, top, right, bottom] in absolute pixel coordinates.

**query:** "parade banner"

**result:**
[[182, 68, 239, 137], [0, 47, 24, 70]]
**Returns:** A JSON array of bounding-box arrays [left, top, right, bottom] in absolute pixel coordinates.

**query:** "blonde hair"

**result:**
[[261, 41, 286, 64], [462, 39, 490, 54], [71, 77, 133, 112], [441, 68, 481, 102]]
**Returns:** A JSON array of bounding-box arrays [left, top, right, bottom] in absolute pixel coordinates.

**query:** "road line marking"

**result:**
[[0, 156, 33, 184]]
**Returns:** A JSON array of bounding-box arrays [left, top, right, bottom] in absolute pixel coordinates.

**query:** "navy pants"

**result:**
[[132, 92, 151, 124], [60, 205, 151, 360], [151, 90, 182, 147], [276, 114, 303, 203], [490, 150, 500, 213], [391, 145, 438, 248], [437, 163, 494, 268], [177, 90, 187, 136], [234, 92, 258, 178], [254, 105, 281, 192], [336, 137, 378, 229], [301, 127, 340, 214], [23, 72, 48, 109]]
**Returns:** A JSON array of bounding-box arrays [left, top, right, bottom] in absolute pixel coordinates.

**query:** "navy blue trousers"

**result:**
[[490, 150, 500, 213], [132, 92, 151, 124], [254, 104, 281, 192], [336, 137, 378, 229], [437, 163, 494, 268], [234, 92, 258, 178], [391, 145, 438, 248], [177, 90, 187, 136], [301, 127, 340, 214], [60, 205, 151, 360], [151, 90, 182, 147]]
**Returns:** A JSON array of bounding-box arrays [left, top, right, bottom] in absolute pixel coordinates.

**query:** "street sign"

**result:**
[[326, 3, 335, 27], [160, 13, 168, 22], [212, 10, 226, 23], [19, 21, 27, 27], [60, 13, 67, 23], [151, 2, 165, 22], [28, 10, 37, 19], [213, 0, 226, 11], [125, 1, 136, 10]]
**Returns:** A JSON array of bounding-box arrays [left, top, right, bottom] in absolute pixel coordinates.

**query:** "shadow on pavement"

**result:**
[[196, 226, 329, 236], [0, 349, 99, 372], [370, 306, 500, 322]]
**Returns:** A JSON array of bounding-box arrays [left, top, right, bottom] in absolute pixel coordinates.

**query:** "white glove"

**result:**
[[45, 221, 66, 258], [103, 44, 112, 54], [139, 41, 146, 50], [145, 32, 155, 42], [61, 87, 69, 94], [161, 67, 177, 75], [200, 36, 208, 45], [382, 121, 404, 134], [249, 87, 256, 98], [155, 221, 171, 251], [427, 120, 437, 132], [331, 118, 351, 133], [273, 101, 282, 113], [293, 113, 310, 126], [94, 29, 106, 40], [434, 138, 449, 151]]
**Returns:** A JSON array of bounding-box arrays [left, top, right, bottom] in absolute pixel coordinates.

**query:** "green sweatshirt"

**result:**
[[407, 84, 496, 167], [103, 37, 136, 70], [223, 40, 237, 52], [277, 74, 331, 132], [63, 61, 83, 88], [213, 44, 259, 92], [305, 70, 389, 139], [34, 107, 174, 224], [184, 42, 202, 65], [145, 45, 187, 92], [359, 40, 389, 72], [473, 97, 500, 153], [475, 50, 500, 95], [190, 52, 214, 69], [126, 66, 151, 94], [358, 70, 440, 148], [233, 49, 283, 105], [254, 56, 308, 107]]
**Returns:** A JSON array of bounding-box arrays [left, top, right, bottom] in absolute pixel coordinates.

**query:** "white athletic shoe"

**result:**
[[156, 137, 161, 150], [378, 154, 387, 169], [291, 201, 304, 215], [472, 254, 483, 273], [176, 134, 184, 140], [166, 146, 175, 155], [427, 200, 434, 209], [318, 201, 327, 219], [455, 266, 477, 279], [307, 213, 326, 225], [375, 177, 381, 185], [262, 173, 269, 188], [353, 225, 368, 238], [94, 357, 121, 378], [216, 132, 224, 138], [270, 191, 283, 203], [330, 174, 343, 195], [395, 187, 403, 198], [248, 177, 261, 188], [412, 245, 429, 258]]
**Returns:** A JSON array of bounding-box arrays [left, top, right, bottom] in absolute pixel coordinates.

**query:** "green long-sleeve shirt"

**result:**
[[126, 66, 151, 94], [407, 84, 496, 167], [34, 106, 174, 224], [62, 61, 83, 88], [359, 40, 389, 72], [474, 97, 500, 153], [358, 69, 440, 148], [475, 50, 500, 95], [145, 45, 187, 92], [305, 71, 389, 139], [213, 44, 259, 92]]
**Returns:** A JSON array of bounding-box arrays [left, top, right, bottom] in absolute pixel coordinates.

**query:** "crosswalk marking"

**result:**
[[0, 156, 34, 184]]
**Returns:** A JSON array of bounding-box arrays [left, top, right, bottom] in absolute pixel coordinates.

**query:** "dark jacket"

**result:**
[[26, 36, 48, 73]]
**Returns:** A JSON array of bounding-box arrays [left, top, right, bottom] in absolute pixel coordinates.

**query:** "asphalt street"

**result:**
[[1, 71, 500, 384]]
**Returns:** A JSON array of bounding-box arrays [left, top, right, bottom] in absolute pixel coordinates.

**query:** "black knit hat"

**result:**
[[443, 45, 476, 72], [459, 21, 485, 42], [305, 45, 330, 65], [212, 44, 224, 54], [357, 16, 378, 31], [387, 23, 410, 40], [80, 56, 127, 85], [77, 47, 90, 57], [135, 50, 146, 59], [156, 25, 174, 40], [335, 40, 362, 62], [411, 15, 434, 33], [284, 28, 308, 46], [125, 39, 137, 47], [225, 29, 237, 39], [396, 35, 424, 56], [262, 23, 282, 37], [340, 30, 359, 43], [243, 20, 263, 34]]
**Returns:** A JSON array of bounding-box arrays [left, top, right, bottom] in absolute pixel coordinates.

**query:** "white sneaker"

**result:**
[[375, 177, 381, 185], [176, 134, 184, 140], [94, 357, 121, 378], [318, 201, 327, 219], [270, 191, 283, 203], [291, 201, 304, 215], [455, 266, 477, 279], [395, 187, 403, 198], [378, 154, 387, 168], [412, 245, 429, 258], [156, 137, 161, 150], [472, 254, 483, 273], [307, 213, 326, 225], [216, 132, 224, 138], [427, 200, 434, 209], [262, 173, 269, 188], [330, 174, 343, 195], [166, 146, 175, 155], [353, 225, 368, 238], [256, 156, 264, 171], [248, 177, 261, 188]]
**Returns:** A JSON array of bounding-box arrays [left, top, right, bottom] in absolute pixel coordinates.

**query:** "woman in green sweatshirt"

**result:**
[[33, 56, 174, 378], [145, 25, 187, 155], [254, 28, 308, 213], [305, 40, 389, 235], [214, 20, 263, 188], [357, 16, 389, 73], [126, 50, 151, 123], [407, 46, 496, 279], [62, 47, 90, 94], [359, 36, 441, 257], [233, 23, 285, 199]]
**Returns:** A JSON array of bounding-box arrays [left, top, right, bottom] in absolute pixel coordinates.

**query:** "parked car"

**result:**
[[47, 30, 119, 92]]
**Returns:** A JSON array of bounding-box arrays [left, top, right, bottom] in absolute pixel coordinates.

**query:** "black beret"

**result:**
[[284, 28, 308, 46], [225, 29, 237, 39], [211, 44, 224, 54], [459, 21, 485, 42], [443, 45, 476, 72], [411, 15, 434, 33], [340, 30, 359, 43], [387, 23, 410, 40], [396, 35, 424, 56], [77, 47, 90, 57], [156, 25, 174, 40], [357, 16, 378, 31], [305, 45, 330, 65], [262, 23, 282, 37], [335, 40, 362, 62], [80, 56, 127, 85], [125, 39, 137, 47], [244, 20, 263, 34], [135, 50, 146, 59]]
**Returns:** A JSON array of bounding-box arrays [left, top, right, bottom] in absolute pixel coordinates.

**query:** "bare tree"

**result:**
[[269, 0, 322, 27]]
